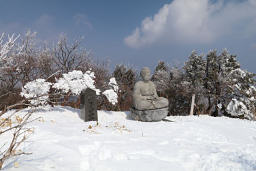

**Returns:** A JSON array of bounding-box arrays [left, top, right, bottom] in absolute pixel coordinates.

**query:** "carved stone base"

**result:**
[[130, 107, 168, 122]]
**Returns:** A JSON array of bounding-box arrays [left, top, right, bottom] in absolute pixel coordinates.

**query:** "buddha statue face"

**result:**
[[140, 67, 151, 81]]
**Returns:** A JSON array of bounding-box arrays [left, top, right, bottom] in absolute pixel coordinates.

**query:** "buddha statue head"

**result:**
[[140, 67, 151, 81]]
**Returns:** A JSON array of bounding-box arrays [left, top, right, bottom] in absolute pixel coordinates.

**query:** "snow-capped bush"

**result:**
[[226, 68, 256, 120], [226, 98, 253, 119], [53, 70, 100, 95], [21, 71, 119, 106], [20, 79, 52, 105], [103, 89, 118, 105], [103, 77, 119, 105]]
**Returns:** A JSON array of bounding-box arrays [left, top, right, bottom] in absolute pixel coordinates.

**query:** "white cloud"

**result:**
[[124, 0, 256, 48], [73, 13, 93, 30]]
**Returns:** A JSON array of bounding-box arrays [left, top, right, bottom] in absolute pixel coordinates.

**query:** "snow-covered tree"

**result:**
[[154, 61, 168, 72], [204, 49, 224, 116], [216, 49, 241, 115], [0, 32, 38, 170], [113, 64, 136, 87], [0, 33, 20, 68], [0, 31, 50, 110], [168, 66, 191, 115], [112, 64, 136, 110], [152, 61, 170, 93], [202, 49, 255, 119], [183, 51, 206, 114], [226, 68, 256, 120], [184, 51, 205, 90], [219, 49, 240, 75]]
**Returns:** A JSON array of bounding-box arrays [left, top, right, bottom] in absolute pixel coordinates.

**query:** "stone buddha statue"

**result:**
[[132, 67, 169, 110]]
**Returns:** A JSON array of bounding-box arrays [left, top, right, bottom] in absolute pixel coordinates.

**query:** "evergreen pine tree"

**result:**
[[219, 49, 240, 75], [226, 68, 256, 120], [217, 49, 241, 115], [152, 61, 170, 92], [204, 49, 220, 116], [113, 64, 136, 110], [170, 67, 191, 115], [183, 50, 206, 115], [155, 61, 168, 72], [204, 49, 255, 119], [184, 50, 205, 91]]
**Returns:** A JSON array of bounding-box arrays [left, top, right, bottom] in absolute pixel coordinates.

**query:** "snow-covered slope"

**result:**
[[2, 106, 256, 171]]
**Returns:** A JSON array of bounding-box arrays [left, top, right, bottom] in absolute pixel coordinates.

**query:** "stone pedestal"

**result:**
[[130, 107, 168, 122]]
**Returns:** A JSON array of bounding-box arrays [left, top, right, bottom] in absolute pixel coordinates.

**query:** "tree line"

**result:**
[[0, 32, 255, 119], [152, 50, 256, 119]]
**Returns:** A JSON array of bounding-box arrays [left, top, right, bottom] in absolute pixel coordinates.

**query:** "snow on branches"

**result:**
[[53, 70, 100, 95], [0, 33, 20, 67], [227, 99, 251, 118], [20, 79, 52, 105], [103, 77, 119, 105], [21, 70, 119, 106]]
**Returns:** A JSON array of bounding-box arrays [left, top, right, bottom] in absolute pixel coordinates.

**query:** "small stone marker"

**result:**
[[80, 88, 98, 122]]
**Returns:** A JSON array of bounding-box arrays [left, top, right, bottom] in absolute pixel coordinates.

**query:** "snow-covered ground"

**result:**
[[2, 106, 256, 171]]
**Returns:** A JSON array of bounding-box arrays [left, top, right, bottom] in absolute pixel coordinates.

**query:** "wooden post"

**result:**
[[190, 94, 195, 116]]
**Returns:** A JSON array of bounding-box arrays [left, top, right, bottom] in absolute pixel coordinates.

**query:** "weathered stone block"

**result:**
[[130, 107, 168, 122], [80, 88, 98, 122]]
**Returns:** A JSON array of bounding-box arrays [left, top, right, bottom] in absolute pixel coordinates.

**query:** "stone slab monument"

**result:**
[[131, 67, 169, 122], [80, 88, 98, 122]]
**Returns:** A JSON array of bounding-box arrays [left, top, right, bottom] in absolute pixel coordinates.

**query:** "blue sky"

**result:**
[[0, 0, 255, 72]]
